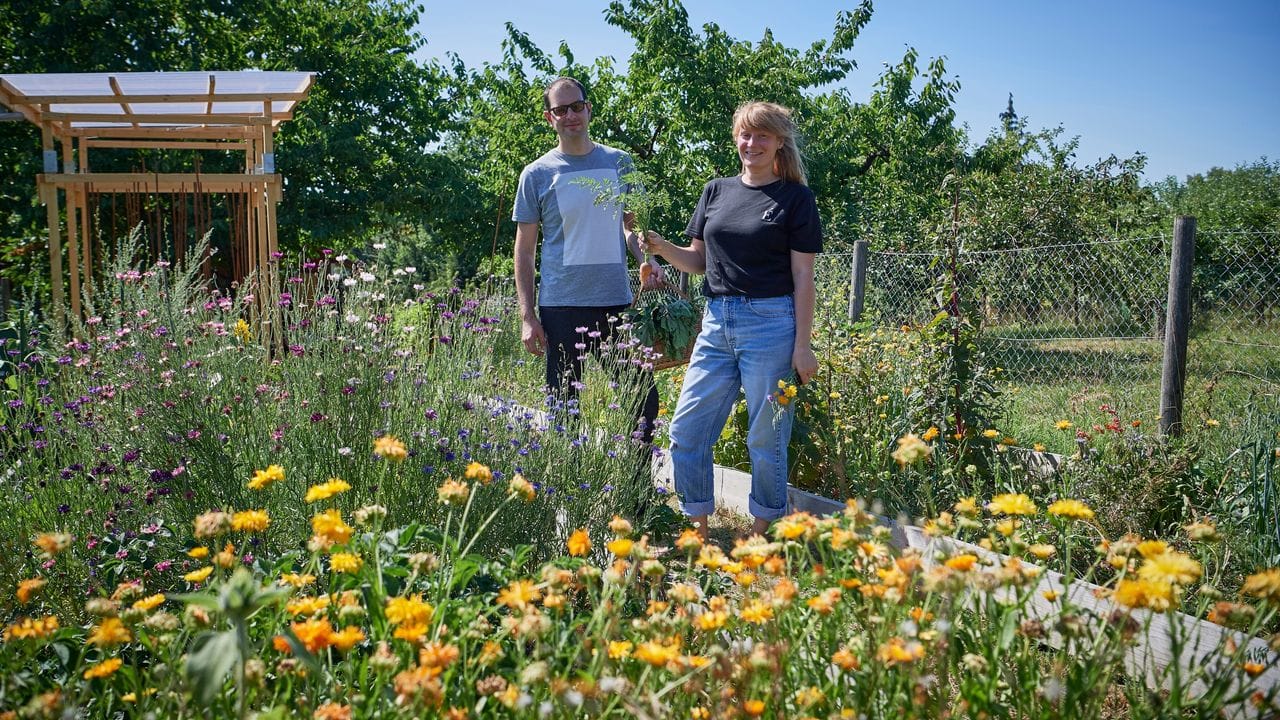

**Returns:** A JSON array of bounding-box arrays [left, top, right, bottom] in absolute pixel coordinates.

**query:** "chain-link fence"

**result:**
[[813, 228, 1280, 426]]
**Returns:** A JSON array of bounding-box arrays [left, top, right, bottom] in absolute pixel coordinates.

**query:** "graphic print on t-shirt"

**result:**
[[553, 168, 624, 266]]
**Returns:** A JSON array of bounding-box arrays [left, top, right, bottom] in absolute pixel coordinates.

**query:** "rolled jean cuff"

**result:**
[[749, 495, 789, 522], [680, 498, 716, 518]]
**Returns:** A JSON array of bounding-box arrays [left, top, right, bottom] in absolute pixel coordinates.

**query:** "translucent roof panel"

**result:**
[[0, 71, 314, 131]]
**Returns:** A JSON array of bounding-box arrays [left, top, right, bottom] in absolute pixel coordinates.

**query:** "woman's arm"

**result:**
[[639, 231, 706, 276], [790, 250, 818, 384]]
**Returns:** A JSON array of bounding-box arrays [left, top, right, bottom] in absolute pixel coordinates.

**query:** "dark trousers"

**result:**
[[539, 304, 660, 443]]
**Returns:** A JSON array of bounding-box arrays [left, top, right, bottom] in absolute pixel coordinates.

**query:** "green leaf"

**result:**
[[186, 629, 240, 706]]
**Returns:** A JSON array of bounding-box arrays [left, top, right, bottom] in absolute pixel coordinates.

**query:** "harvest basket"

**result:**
[[626, 280, 702, 371]]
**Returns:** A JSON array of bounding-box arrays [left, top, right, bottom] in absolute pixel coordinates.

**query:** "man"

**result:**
[[512, 76, 663, 442]]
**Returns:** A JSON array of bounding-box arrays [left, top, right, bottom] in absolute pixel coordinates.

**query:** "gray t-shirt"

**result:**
[[513, 144, 634, 307]]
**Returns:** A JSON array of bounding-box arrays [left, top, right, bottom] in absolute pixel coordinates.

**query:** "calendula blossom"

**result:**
[[496, 580, 542, 610], [312, 509, 354, 545], [16, 578, 45, 604], [567, 529, 591, 557], [1241, 568, 1280, 604], [83, 657, 124, 680], [1138, 551, 1202, 587], [184, 566, 214, 584], [508, 474, 535, 501], [87, 617, 132, 648], [891, 433, 931, 466], [132, 594, 165, 612], [373, 435, 408, 462], [1113, 578, 1174, 611], [987, 493, 1037, 516], [330, 552, 363, 574], [33, 532, 72, 557], [231, 509, 271, 533], [3, 615, 59, 642], [385, 594, 434, 626], [305, 478, 352, 503], [464, 462, 494, 484], [247, 464, 286, 490], [1047, 499, 1095, 521], [437, 479, 470, 506]]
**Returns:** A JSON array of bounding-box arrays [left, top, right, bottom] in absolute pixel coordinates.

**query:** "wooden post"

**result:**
[[40, 120, 65, 320], [1159, 216, 1196, 437], [60, 136, 82, 321], [848, 239, 868, 323]]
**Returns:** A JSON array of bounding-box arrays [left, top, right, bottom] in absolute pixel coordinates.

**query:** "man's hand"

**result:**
[[522, 317, 547, 356], [792, 344, 818, 386], [640, 258, 666, 289]]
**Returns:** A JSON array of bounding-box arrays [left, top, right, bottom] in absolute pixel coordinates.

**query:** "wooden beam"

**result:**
[[60, 136, 82, 321], [40, 172, 278, 194], [205, 74, 216, 115], [84, 139, 249, 151], [14, 92, 309, 105], [66, 125, 257, 140], [107, 75, 137, 128], [39, 124, 65, 320], [41, 111, 273, 125]]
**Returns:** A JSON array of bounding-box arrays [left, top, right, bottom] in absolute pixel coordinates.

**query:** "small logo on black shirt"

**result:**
[[762, 206, 780, 222]]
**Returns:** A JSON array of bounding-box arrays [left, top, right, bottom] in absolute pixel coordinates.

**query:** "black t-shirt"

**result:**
[[684, 176, 823, 297]]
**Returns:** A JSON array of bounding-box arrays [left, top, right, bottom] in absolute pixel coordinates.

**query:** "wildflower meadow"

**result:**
[[2, 242, 1279, 719]]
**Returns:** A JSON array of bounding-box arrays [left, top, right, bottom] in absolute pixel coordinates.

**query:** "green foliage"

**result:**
[[624, 293, 698, 362]]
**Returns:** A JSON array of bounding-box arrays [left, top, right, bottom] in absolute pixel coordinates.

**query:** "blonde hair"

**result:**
[[732, 101, 807, 185]]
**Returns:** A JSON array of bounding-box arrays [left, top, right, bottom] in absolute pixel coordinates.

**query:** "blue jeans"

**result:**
[[670, 295, 795, 521]]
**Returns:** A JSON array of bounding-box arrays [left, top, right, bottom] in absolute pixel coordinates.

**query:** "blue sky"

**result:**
[[416, 1, 1279, 182]]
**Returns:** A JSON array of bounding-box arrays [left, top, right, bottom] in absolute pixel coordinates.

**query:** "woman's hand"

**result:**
[[638, 230, 667, 257], [792, 344, 818, 386]]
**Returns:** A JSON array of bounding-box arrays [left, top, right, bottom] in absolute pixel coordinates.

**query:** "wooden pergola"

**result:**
[[0, 70, 314, 323]]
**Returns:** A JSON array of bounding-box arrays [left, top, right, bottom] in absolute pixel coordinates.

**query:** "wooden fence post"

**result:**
[[1159, 216, 1196, 437], [848, 239, 868, 323]]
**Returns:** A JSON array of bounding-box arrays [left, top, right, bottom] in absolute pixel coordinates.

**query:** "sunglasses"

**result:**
[[548, 100, 588, 118]]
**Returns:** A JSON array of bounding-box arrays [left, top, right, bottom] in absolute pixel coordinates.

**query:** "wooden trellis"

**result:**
[[0, 70, 314, 324]]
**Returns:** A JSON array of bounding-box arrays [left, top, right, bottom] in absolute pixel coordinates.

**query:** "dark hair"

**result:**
[[543, 76, 588, 110]]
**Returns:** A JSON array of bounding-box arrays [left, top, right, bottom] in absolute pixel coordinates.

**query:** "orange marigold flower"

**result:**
[[418, 641, 460, 669], [496, 579, 542, 610], [132, 594, 165, 612], [437, 479, 470, 506], [231, 509, 271, 533], [739, 599, 774, 625], [33, 532, 72, 557], [291, 617, 335, 653], [373, 435, 408, 462], [743, 699, 766, 717], [247, 464, 286, 491], [831, 647, 860, 671], [464, 462, 493, 484], [311, 509, 353, 545], [83, 657, 123, 680], [16, 578, 46, 604], [385, 594, 434, 626], [607, 538, 634, 558], [876, 637, 925, 665], [87, 617, 131, 648], [567, 528, 591, 557], [3, 615, 59, 642], [313, 702, 353, 720], [945, 554, 978, 572], [286, 595, 330, 617], [305, 478, 352, 504], [331, 626, 366, 652]]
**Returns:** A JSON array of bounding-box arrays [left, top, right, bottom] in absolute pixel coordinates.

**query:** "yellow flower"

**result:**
[[305, 478, 352, 503], [982, 429, 1000, 439], [921, 426, 940, 442], [945, 554, 978, 572], [806, 587, 842, 614], [16, 578, 46, 604], [2, 615, 59, 642], [608, 640, 634, 659], [607, 538, 634, 558], [279, 572, 316, 588], [608, 515, 633, 537], [184, 566, 213, 584], [831, 647, 860, 671], [567, 529, 591, 557], [464, 462, 493, 484], [83, 657, 123, 680], [1205, 418, 1220, 428], [739, 599, 774, 625], [330, 553, 363, 574], [496, 580, 542, 610], [311, 510, 354, 545], [87, 617, 132, 648], [876, 637, 925, 665], [953, 497, 979, 516], [987, 493, 1037, 516], [1136, 540, 1169, 559], [1241, 568, 1280, 604], [1138, 551, 1201, 587], [1113, 578, 1174, 611], [132, 594, 165, 612], [437, 479, 470, 506], [233, 318, 252, 343], [373, 435, 408, 462], [1047, 499, 1094, 521], [1184, 519, 1220, 542], [508, 473, 536, 501], [1028, 544, 1056, 560], [633, 637, 681, 666], [773, 513, 813, 540], [286, 595, 331, 617], [1055, 420, 1073, 430], [385, 594, 434, 626], [187, 546, 209, 559], [331, 626, 366, 652], [248, 464, 286, 491], [675, 529, 703, 554], [231, 509, 271, 533], [891, 433, 931, 467], [743, 699, 766, 717]]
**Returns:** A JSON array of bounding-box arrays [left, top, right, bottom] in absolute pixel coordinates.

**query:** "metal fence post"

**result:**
[[848, 240, 868, 323], [1159, 216, 1196, 437]]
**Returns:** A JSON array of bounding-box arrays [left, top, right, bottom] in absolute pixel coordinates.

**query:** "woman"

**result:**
[[639, 101, 821, 538]]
